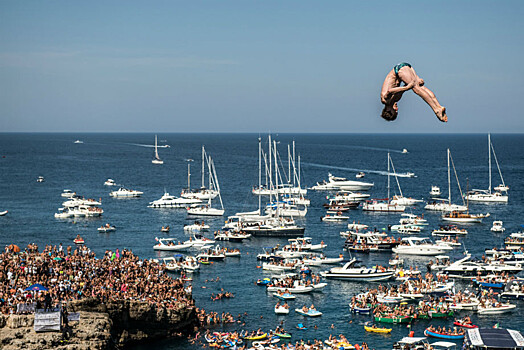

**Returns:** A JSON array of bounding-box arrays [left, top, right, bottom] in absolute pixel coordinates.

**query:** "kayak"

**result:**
[[364, 326, 392, 333], [295, 308, 322, 317], [275, 333, 292, 339], [453, 321, 478, 329], [424, 329, 465, 340], [243, 333, 267, 341]]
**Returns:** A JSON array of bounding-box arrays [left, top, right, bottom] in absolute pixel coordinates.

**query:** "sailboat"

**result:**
[[152, 135, 164, 165], [424, 149, 468, 212], [181, 146, 219, 200], [464, 134, 508, 203], [442, 179, 490, 223], [362, 153, 406, 212], [187, 152, 225, 216], [388, 154, 423, 206]]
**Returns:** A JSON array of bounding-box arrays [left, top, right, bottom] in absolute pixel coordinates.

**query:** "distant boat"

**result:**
[[0, 210, 8, 216], [152, 135, 164, 165], [74, 140, 83, 144], [402, 149, 408, 154], [37, 176, 45, 183]]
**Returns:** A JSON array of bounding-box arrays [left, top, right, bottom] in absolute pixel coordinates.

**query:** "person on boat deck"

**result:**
[[380, 62, 448, 122]]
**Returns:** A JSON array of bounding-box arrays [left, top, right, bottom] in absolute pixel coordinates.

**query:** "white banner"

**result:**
[[34, 311, 61, 332]]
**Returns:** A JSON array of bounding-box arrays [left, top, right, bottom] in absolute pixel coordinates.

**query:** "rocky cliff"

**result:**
[[0, 299, 198, 350]]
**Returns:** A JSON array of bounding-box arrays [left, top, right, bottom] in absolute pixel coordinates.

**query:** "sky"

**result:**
[[0, 1, 523, 133]]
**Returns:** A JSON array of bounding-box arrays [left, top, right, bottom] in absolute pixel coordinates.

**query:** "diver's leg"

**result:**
[[412, 85, 448, 122]]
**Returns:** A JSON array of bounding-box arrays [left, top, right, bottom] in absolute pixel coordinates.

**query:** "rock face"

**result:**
[[0, 299, 198, 350]]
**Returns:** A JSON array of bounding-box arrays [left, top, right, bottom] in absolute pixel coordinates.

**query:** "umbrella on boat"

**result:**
[[8, 244, 20, 253], [25, 283, 48, 291]]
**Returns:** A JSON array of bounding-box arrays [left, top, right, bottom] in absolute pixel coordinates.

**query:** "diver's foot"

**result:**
[[436, 107, 448, 122]]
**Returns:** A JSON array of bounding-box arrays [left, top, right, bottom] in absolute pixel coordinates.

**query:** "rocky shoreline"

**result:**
[[0, 298, 199, 350]]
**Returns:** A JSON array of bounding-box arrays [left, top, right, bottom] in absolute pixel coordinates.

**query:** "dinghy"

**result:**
[[295, 308, 322, 317], [275, 304, 290, 314]]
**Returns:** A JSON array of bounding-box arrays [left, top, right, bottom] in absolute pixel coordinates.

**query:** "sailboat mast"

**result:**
[[258, 137, 262, 214], [154, 135, 159, 158], [293, 141, 296, 187], [447, 149, 451, 204], [387, 153, 390, 201], [288, 144, 291, 184], [268, 135, 272, 202], [201, 146, 205, 189], [488, 133, 492, 194], [187, 161, 191, 189]]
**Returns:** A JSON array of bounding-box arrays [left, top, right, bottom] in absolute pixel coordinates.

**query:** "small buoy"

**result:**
[[409, 331, 414, 337], [256, 266, 262, 268]]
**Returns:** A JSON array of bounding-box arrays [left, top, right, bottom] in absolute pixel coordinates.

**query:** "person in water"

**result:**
[[381, 62, 448, 122]]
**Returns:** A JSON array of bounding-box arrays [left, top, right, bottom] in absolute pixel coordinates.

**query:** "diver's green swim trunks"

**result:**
[[394, 62, 411, 78]]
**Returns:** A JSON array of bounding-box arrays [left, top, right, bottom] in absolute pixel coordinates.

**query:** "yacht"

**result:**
[[491, 220, 505, 233], [441, 254, 523, 278], [327, 191, 370, 202], [148, 192, 201, 208], [390, 195, 423, 206], [464, 134, 508, 203], [320, 258, 395, 281], [104, 179, 116, 186], [442, 210, 489, 224], [431, 225, 468, 236], [187, 205, 225, 216], [362, 199, 405, 212], [151, 135, 164, 165], [153, 238, 193, 251], [61, 189, 76, 198], [241, 217, 305, 237], [109, 187, 143, 198], [62, 197, 102, 207], [181, 146, 219, 200], [265, 202, 307, 217], [311, 173, 374, 191], [430, 186, 442, 197], [399, 213, 428, 226], [54, 207, 74, 218], [392, 237, 453, 256]]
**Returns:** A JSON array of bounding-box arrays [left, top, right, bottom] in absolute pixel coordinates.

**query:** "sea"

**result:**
[[1, 133, 523, 350]]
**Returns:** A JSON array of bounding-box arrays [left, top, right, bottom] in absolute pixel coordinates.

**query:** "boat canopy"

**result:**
[[397, 337, 427, 344], [431, 341, 457, 349], [466, 328, 524, 349]]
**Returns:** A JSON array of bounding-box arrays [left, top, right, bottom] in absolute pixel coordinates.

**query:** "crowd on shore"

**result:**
[[0, 243, 194, 315]]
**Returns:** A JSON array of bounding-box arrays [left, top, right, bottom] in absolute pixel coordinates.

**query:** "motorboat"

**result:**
[[110, 187, 143, 198], [424, 329, 464, 340], [356, 172, 365, 178], [321, 214, 349, 222], [491, 220, 505, 233], [104, 179, 116, 186], [320, 258, 395, 281], [430, 186, 442, 197], [214, 231, 251, 242], [402, 148, 408, 154], [362, 199, 405, 212], [302, 254, 343, 265], [61, 189, 76, 198], [399, 213, 428, 226], [97, 224, 116, 232], [62, 197, 102, 207], [431, 225, 468, 236], [442, 211, 489, 224], [500, 279, 524, 300], [326, 191, 370, 202], [37, 176, 45, 183], [148, 192, 202, 208], [390, 224, 422, 234], [392, 237, 453, 256], [476, 303, 516, 314], [265, 202, 307, 217], [54, 207, 74, 218], [151, 135, 164, 165], [241, 217, 305, 237], [187, 205, 225, 216], [347, 222, 368, 231], [441, 254, 523, 278], [464, 134, 508, 203], [310, 173, 374, 191], [184, 221, 210, 232], [0, 210, 8, 216], [392, 337, 430, 350], [425, 200, 467, 212], [153, 238, 193, 251], [184, 234, 215, 247], [74, 140, 83, 144], [390, 195, 423, 206], [287, 237, 326, 251], [73, 236, 84, 245]]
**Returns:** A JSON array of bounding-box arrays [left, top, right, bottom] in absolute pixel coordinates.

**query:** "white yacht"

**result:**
[[181, 146, 219, 200], [464, 134, 508, 203], [390, 195, 423, 206], [187, 206, 225, 216], [148, 192, 201, 208], [54, 207, 74, 218], [430, 185, 442, 197], [62, 197, 101, 207], [491, 220, 505, 233], [104, 179, 116, 186], [61, 189, 76, 198], [109, 187, 143, 198], [320, 258, 395, 281], [327, 191, 370, 202], [399, 213, 428, 226], [151, 135, 164, 165], [310, 173, 374, 191], [442, 254, 523, 278], [392, 237, 453, 256], [425, 149, 468, 212], [265, 202, 307, 217], [153, 238, 193, 251]]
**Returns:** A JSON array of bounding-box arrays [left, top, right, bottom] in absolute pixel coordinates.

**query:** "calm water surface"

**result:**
[[1, 133, 523, 349]]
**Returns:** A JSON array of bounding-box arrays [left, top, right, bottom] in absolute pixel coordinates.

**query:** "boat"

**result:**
[[275, 304, 290, 314], [151, 135, 164, 165], [310, 173, 374, 191], [0, 210, 7, 216], [104, 179, 116, 186], [153, 238, 193, 251], [402, 148, 408, 154], [274, 332, 292, 339], [321, 214, 349, 222], [364, 325, 392, 334], [464, 134, 508, 203], [273, 293, 296, 300], [374, 315, 412, 324], [356, 172, 365, 178], [160, 226, 170, 233], [430, 186, 442, 197], [61, 189, 76, 198], [73, 236, 84, 245], [110, 187, 143, 198], [442, 210, 489, 224], [184, 221, 210, 231], [37, 176, 45, 183], [187, 151, 225, 216], [454, 321, 478, 329], [424, 329, 464, 340], [74, 140, 83, 144], [491, 220, 505, 233], [431, 225, 468, 236], [181, 147, 219, 200], [149, 192, 201, 208], [463, 328, 524, 350], [425, 149, 468, 212], [97, 224, 116, 232], [350, 305, 372, 314], [392, 237, 453, 256], [295, 308, 322, 317], [476, 304, 516, 314], [243, 333, 267, 341], [320, 258, 395, 281]]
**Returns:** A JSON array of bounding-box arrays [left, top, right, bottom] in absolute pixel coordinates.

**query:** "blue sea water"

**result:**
[[1, 133, 523, 349]]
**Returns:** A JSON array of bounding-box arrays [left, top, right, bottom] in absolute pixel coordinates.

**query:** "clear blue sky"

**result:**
[[0, 1, 523, 133]]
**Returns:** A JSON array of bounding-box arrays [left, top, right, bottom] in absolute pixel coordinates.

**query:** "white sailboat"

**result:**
[[187, 152, 225, 216], [152, 135, 164, 165], [362, 153, 405, 212], [181, 146, 219, 200], [425, 149, 468, 212], [388, 153, 423, 206], [464, 134, 508, 203]]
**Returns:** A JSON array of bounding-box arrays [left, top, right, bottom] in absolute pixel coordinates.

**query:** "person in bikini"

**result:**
[[381, 62, 448, 122]]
